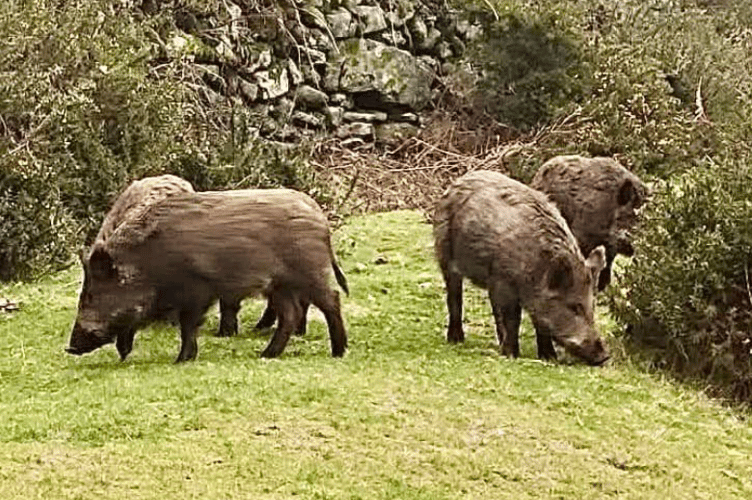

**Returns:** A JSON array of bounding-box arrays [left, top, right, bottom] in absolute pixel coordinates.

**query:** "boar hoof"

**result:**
[[536, 338, 558, 361], [447, 326, 465, 343], [260, 345, 282, 358], [175, 348, 197, 363], [215, 326, 236, 337]]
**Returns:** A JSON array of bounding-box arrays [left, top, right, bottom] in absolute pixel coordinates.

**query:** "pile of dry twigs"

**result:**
[[309, 109, 572, 218]]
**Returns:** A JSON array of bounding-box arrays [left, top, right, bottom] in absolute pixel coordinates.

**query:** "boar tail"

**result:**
[[332, 259, 349, 295]]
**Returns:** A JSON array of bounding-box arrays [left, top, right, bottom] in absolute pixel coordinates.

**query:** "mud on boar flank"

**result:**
[[434, 170, 609, 365]]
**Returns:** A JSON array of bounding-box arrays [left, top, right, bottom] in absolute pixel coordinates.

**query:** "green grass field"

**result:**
[[1, 211, 751, 499]]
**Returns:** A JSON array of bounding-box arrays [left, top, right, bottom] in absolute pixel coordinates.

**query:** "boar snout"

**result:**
[[66, 323, 113, 356], [558, 335, 610, 366]]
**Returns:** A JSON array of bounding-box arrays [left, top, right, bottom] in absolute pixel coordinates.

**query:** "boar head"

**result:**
[[532, 246, 609, 365], [614, 177, 647, 233], [67, 245, 151, 356]]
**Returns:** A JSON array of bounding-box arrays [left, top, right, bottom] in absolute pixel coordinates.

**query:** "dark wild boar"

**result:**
[[67, 188, 348, 362], [530, 155, 647, 291], [434, 170, 609, 365], [91, 175, 321, 359]]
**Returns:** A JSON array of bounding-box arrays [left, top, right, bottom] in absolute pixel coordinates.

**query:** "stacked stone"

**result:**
[[163, 0, 482, 145]]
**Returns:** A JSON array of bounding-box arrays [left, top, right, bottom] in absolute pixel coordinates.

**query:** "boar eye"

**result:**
[[568, 304, 586, 316]]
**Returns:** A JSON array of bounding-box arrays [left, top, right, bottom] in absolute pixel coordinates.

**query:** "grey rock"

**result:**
[[465, 23, 484, 41], [407, 16, 427, 44], [325, 106, 345, 127], [418, 55, 440, 72], [330, 93, 353, 108], [300, 6, 328, 31], [340, 137, 367, 148], [339, 0, 361, 9], [377, 29, 407, 47], [238, 78, 259, 102], [393, 112, 419, 123], [351, 5, 387, 35], [325, 38, 435, 111], [288, 60, 304, 86], [292, 111, 324, 128], [375, 122, 419, 146], [243, 46, 273, 73], [309, 28, 337, 53], [419, 27, 442, 52], [296, 85, 329, 110], [301, 47, 327, 66], [384, 0, 415, 28], [336, 122, 374, 139], [270, 98, 294, 119], [343, 110, 388, 122], [300, 63, 323, 86], [436, 41, 453, 59], [256, 67, 290, 100], [327, 8, 356, 39]]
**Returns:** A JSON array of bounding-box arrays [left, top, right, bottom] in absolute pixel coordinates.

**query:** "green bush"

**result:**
[[468, 9, 589, 131], [609, 159, 752, 401]]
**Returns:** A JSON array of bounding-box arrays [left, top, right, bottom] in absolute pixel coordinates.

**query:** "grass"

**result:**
[[1, 210, 751, 499]]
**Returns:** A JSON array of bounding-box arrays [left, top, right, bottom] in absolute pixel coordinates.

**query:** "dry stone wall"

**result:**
[[156, 0, 482, 146]]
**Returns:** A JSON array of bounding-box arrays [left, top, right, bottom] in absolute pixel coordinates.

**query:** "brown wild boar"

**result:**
[[91, 176, 323, 359], [434, 170, 609, 365], [530, 155, 647, 291], [67, 188, 348, 362]]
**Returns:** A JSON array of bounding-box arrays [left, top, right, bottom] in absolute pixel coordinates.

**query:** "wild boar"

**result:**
[[530, 155, 647, 291], [67, 188, 348, 362], [89, 174, 195, 357], [91, 175, 324, 359], [434, 170, 609, 365], [93, 174, 195, 244]]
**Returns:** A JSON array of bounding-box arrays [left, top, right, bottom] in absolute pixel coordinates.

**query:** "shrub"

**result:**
[[467, 8, 590, 132], [609, 159, 752, 401]]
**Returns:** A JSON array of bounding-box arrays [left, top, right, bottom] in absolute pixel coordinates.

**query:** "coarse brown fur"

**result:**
[[530, 155, 647, 290], [68, 189, 348, 362], [434, 170, 609, 365]]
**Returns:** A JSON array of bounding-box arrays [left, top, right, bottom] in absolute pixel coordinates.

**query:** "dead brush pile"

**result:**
[[310, 109, 589, 218]]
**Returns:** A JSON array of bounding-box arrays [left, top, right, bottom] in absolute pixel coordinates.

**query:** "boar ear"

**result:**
[[585, 246, 607, 280], [617, 179, 636, 206], [547, 256, 574, 292], [89, 246, 117, 281]]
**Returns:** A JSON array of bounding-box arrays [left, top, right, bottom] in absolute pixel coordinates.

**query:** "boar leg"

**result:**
[[217, 299, 240, 337], [532, 320, 557, 361], [116, 327, 136, 361], [443, 269, 465, 343], [255, 299, 309, 336], [261, 292, 303, 358], [597, 245, 617, 292], [295, 300, 310, 336], [489, 286, 521, 357], [176, 309, 202, 362], [255, 302, 277, 330], [310, 288, 347, 357]]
